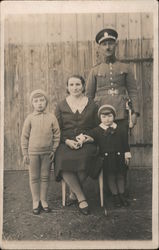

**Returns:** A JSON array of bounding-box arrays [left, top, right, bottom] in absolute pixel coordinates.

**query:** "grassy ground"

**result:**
[[3, 168, 152, 241]]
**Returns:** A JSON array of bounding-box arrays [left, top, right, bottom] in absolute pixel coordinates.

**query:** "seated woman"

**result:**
[[54, 75, 98, 215]]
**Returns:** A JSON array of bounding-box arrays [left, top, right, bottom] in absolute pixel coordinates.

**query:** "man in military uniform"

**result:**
[[86, 28, 140, 196], [86, 28, 139, 125]]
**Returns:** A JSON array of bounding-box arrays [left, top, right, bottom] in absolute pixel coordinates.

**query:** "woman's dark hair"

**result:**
[[66, 75, 86, 94]]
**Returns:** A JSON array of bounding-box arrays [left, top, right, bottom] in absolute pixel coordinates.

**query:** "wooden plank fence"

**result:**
[[4, 13, 153, 170]]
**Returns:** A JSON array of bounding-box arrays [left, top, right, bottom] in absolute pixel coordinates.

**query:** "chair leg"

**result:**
[[99, 169, 104, 207], [62, 180, 66, 206]]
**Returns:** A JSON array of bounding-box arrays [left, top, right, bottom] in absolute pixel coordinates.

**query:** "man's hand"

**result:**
[[23, 155, 30, 165]]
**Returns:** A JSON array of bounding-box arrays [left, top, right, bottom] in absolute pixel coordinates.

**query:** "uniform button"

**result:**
[[110, 72, 112, 75], [105, 153, 108, 156], [111, 82, 113, 86], [110, 77, 113, 80], [117, 152, 120, 155]]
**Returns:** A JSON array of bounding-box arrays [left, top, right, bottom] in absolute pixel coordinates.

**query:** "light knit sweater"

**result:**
[[21, 111, 60, 155]]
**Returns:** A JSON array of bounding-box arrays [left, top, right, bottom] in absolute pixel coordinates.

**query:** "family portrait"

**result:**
[[1, 0, 158, 249]]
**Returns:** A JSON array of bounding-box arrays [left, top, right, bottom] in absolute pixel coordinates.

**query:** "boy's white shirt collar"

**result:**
[[99, 122, 117, 130]]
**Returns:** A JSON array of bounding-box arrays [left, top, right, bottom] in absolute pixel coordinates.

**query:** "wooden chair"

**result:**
[[61, 169, 104, 207]]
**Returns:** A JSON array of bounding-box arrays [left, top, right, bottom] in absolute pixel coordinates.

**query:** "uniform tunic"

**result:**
[[86, 60, 139, 120], [54, 98, 98, 181], [88, 123, 130, 175]]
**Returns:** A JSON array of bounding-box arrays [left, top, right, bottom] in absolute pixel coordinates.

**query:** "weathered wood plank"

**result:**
[[142, 62, 153, 144], [127, 14, 142, 59], [91, 13, 104, 40], [4, 45, 20, 170], [116, 14, 129, 59], [103, 13, 116, 29], [142, 39, 153, 58], [35, 14, 48, 44], [72, 41, 78, 74], [128, 13, 141, 39], [77, 14, 92, 41], [129, 62, 144, 145], [62, 41, 73, 85], [4, 17, 9, 44], [130, 146, 152, 167], [141, 13, 153, 58], [116, 13, 129, 40], [91, 13, 104, 65], [39, 45, 49, 100], [61, 14, 77, 42], [127, 39, 142, 59], [48, 42, 64, 110], [7, 15, 22, 44], [47, 14, 61, 43], [141, 13, 153, 39]]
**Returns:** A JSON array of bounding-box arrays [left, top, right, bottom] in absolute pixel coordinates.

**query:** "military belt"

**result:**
[[96, 88, 125, 96]]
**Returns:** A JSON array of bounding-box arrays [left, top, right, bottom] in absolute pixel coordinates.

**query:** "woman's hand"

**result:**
[[76, 134, 86, 144], [23, 155, 30, 165], [83, 135, 94, 143], [65, 139, 82, 149], [76, 133, 94, 144]]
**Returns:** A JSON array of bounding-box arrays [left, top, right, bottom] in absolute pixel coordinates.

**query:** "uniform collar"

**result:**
[[99, 122, 117, 130], [105, 55, 116, 64], [33, 110, 47, 116]]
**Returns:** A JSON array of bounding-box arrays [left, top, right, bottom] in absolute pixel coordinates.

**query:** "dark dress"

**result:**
[[54, 98, 99, 181], [88, 123, 130, 175]]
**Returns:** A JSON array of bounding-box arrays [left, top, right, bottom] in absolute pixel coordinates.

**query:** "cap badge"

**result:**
[[104, 32, 109, 38]]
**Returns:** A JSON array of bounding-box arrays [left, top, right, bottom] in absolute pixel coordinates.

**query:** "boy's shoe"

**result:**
[[41, 206, 51, 213], [119, 193, 130, 207], [113, 194, 121, 208], [40, 201, 51, 213], [33, 203, 41, 215]]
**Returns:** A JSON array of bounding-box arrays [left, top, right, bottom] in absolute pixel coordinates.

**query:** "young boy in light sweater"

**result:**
[[21, 89, 60, 215]]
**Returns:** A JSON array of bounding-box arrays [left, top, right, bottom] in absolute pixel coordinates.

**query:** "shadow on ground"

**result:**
[[3, 168, 152, 241]]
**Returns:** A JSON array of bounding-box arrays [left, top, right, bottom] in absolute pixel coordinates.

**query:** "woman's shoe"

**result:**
[[33, 203, 41, 215], [78, 200, 90, 215], [119, 194, 130, 207]]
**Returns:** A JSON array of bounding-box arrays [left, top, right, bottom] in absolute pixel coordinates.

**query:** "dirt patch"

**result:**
[[3, 168, 152, 241]]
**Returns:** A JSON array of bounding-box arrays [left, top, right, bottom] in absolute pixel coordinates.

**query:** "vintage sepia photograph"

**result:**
[[0, 0, 158, 249]]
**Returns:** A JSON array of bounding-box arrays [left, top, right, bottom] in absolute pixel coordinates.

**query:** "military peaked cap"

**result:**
[[96, 28, 118, 44]]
